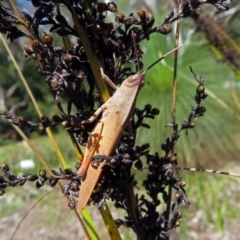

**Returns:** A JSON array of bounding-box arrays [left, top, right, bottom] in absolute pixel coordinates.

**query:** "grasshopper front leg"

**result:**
[[81, 103, 107, 124], [77, 120, 104, 179], [77, 104, 107, 178], [100, 67, 118, 91]]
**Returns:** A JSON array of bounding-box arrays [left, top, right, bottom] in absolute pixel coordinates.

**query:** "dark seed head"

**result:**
[[115, 13, 125, 23], [107, 2, 117, 12], [1, 163, 10, 173], [196, 85, 205, 93], [39, 169, 47, 177], [43, 33, 53, 44], [68, 199, 76, 210], [0, 188, 6, 196]]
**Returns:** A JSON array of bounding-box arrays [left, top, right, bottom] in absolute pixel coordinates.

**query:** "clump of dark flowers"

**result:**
[[0, 0, 231, 239]]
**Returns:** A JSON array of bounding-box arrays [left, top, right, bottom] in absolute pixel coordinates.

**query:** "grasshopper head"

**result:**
[[123, 71, 145, 89]]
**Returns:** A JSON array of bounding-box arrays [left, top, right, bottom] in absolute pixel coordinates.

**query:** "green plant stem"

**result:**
[[63, 0, 111, 102], [123, 171, 144, 240], [100, 205, 122, 240], [167, 0, 182, 227]]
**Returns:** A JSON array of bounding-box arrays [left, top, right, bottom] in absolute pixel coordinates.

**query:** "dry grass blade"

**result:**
[[176, 166, 240, 177], [230, 86, 240, 111]]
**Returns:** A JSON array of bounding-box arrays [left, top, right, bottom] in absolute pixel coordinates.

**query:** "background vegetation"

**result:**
[[0, 0, 240, 239]]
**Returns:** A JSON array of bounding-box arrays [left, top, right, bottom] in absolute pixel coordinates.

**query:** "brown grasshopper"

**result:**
[[77, 40, 182, 213]]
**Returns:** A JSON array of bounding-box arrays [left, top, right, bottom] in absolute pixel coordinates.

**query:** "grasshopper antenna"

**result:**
[[131, 30, 181, 74], [144, 45, 182, 73]]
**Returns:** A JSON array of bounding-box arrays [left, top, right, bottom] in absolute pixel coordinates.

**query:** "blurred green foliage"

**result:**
[[0, 38, 55, 143], [119, 1, 240, 168]]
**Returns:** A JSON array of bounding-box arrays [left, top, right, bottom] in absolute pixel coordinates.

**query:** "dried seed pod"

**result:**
[[134, 159, 143, 170], [189, 122, 195, 128], [181, 121, 195, 129], [26, 174, 39, 181], [107, 2, 117, 12], [176, 211, 182, 219], [175, 221, 180, 228], [53, 46, 64, 54], [49, 77, 59, 90], [165, 164, 174, 177], [30, 0, 40, 7], [97, 198, 106, 209], [36, 179, 44, 189], [68, 199, 76, 210], [49, 178, 59, 187], [103, 22, 114, 33], [196, 85, 205, 93], [62, 54, 74, 63], [151, 108, 160, 115], [146, 13, 155, 28], [22, 11, 33, 23], [140, 143, 150, 151], [96, 2, 107, 13], [39, 169, 47, 177], [156, 24, 172, 35], [51, 169, 61, 176], [175, 192, 181, 200], [61, 120, 69, 128], [32, 39, 41, 48], [43, 33, 53, 44], [1, 163, 10, 173], [115, 13, 125, 23], [137, 10, 146, 22], [199, 106, 206, 113], [110, 157, 117, 164], [0, 189, 6, 196], [64, 168, 76, 176], [70, 181, 79, 191], [9, 179, 20, 187], [173, 178, 186, 188], [164, 10, 174, 23], [20, 179, 27, 186], [24, 45, 33, 53], [91, 161, 100, 169], [61, 183, 69, 195], [144, 104, 152, 112], [37, 123, 46, 133], [55, 14, 68, 25], [170, 155, 177, 164]]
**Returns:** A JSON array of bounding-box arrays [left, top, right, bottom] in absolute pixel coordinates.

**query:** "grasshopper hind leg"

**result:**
[[77, 121, 104, 180]]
